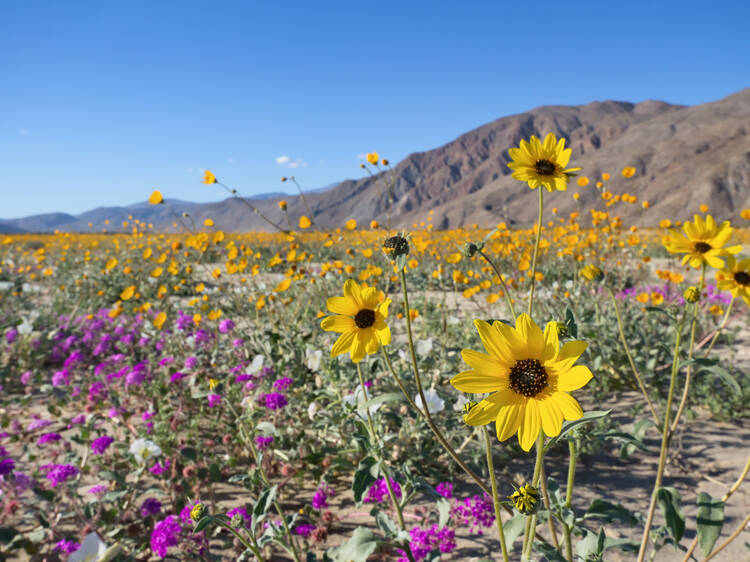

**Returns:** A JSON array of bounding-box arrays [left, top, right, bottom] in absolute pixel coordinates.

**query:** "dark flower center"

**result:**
[[509, 359, 548, 397], [534, 159, 556, 176], [694, 241, 712, 254], [354, 309, 376, 329], [734, 271, 750, 286]]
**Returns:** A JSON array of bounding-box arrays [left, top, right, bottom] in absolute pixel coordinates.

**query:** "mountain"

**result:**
[[5, 88, 750, 232]]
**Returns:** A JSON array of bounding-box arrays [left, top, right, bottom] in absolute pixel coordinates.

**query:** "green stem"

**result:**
[[527, 188, 544, 317], [636, 309, 686, 562], [484, 428, 510, 562], [521, 430, 545, 561], [669, 264, 705, 437], [608, 288, 660, 425], [356, 362, 414, 562], [539, 462, 560, 550], [702, 294, 735, 357], [563, 439, 577, 562], [217, 520, 265, 561], [381, 346, 493, 497], [479, 250, 516, 318]]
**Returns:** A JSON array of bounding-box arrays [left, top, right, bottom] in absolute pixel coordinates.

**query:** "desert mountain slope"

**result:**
[[6, 88, 750, 232]]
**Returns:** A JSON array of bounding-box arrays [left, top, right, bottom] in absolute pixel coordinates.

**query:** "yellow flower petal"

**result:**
[[326, 295, 359, 316], [539, 396, 563, 437], [556, 365, 593, 392], [331, 331, 356, 357], [321, 315, 356, 333], [550, 392, 583, 420], [461, 349, 506, 375], [451, 370, 506, 393], [519, 399, 541, 451]]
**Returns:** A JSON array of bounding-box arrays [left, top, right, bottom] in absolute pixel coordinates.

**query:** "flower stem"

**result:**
[[381, 346, 493, 497], [484, 427, 510, 562], [217, 520, 265, 561], [539, 462, 560, 549], [356, 362, 415, 562], [479, 250, 516, 318], [608, 288, 660, 425], [636, 309, 686, 562], [669, 263, 706, 437], [701, 294, 735, 357], [527, 188, 544, 317], [521, 430, 545, 561], [563, 438, 577, 562]]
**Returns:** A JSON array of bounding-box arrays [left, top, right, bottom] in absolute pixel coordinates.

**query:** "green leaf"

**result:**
[[696, 492, 724, 556], [584, 499, 639, 525], [502, 513, 527, 547], [358, 392, 403, 411], [576, 528, 606, 559], [326, 527, 380, 562], [193, 516, 213, 533], [565, 307, 578, 339], [0, 527, 19, 544], [253, 485, 278, 522], [352, 457, 379, 503], [255, 422, 277, 435], [437, 498, 451, 528], [656, 486, 685, 542], [180, 446, 198, 461], [544, 410, 612, 452]]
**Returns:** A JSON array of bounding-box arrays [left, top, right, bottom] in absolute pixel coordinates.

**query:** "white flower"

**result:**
[[397, 349, 409, 362], [416, 338, 433, 358], [307, 401, 319, 420], [248, 354, 264, 374], [447, 316, 460, 326], [129, 438, 161, 464], [342, 387, 381, 420], [17, 316, 34, 335], [68, 532, 112, 562], [305, 347, 322, 371], [452, 393, 470, 412], [414, 389, 445, 414]]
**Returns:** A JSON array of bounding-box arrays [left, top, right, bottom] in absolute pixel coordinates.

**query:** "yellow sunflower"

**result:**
[[507, 132, 580, 192], [716, 256, 750, 304], [321, 280, 391, 363], [662, 214, 742, 269], [451, 314, 592, 451]]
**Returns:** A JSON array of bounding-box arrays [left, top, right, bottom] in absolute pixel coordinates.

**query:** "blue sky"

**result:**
[[2, 0, 749, 218]]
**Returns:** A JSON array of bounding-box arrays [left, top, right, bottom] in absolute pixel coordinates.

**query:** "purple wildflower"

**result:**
[[151, 515, 181, 558], [262, 392, 288, 410], [452, 493, 495, 534], [0, 458, 15, 476], [218, 319, 235, 333], [227, 506, 252, 527], [364, 478, 402, 504], [91, 436, 115, 455], [312, 483, 336, 510], [207, 394, 222, 408], [141, 497, 162, 517], [436, 482, 454, 498], [55, 539, 79, 554], [294, 524, 316, 537], [37, 433, 62, 446], [150, 459, 171, 476], [272, 377, 293, 391], [88, 485, 107, 496], [43, 464, 79, 487], [255, 435, 274, 450]]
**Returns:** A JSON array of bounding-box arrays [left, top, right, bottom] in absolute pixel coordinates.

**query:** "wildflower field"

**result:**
[[2, 138, 750, 561]]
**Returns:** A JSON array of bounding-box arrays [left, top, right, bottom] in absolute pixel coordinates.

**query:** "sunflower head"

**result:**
[[716, 256, 750, 304], [321, 280, 391, 363], [662, 214, 743, 269], [507, 133, 581, 192], [450, 313, 592, 451]]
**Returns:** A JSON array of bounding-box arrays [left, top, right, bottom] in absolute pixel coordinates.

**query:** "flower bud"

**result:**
[[509, 484, 540, 515], [190, 503, 208, 522], [463, 241, 484, 258], [383, 235, 409, 258], [684, 286, 701, 303]]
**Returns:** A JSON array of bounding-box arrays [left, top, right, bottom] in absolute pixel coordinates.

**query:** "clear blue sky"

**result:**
[[2, 0, 749, 218]]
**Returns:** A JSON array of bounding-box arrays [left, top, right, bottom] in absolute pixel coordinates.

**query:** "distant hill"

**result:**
[[5, 88, 750, 232]]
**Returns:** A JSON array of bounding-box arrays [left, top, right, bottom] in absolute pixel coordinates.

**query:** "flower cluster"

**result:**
[[397, 525, 456, 561], [452, 493, 495, 534], [363, 478, 401, 504]]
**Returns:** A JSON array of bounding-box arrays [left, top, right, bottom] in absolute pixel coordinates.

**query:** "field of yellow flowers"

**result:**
[[1, 136, 749, 561]]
